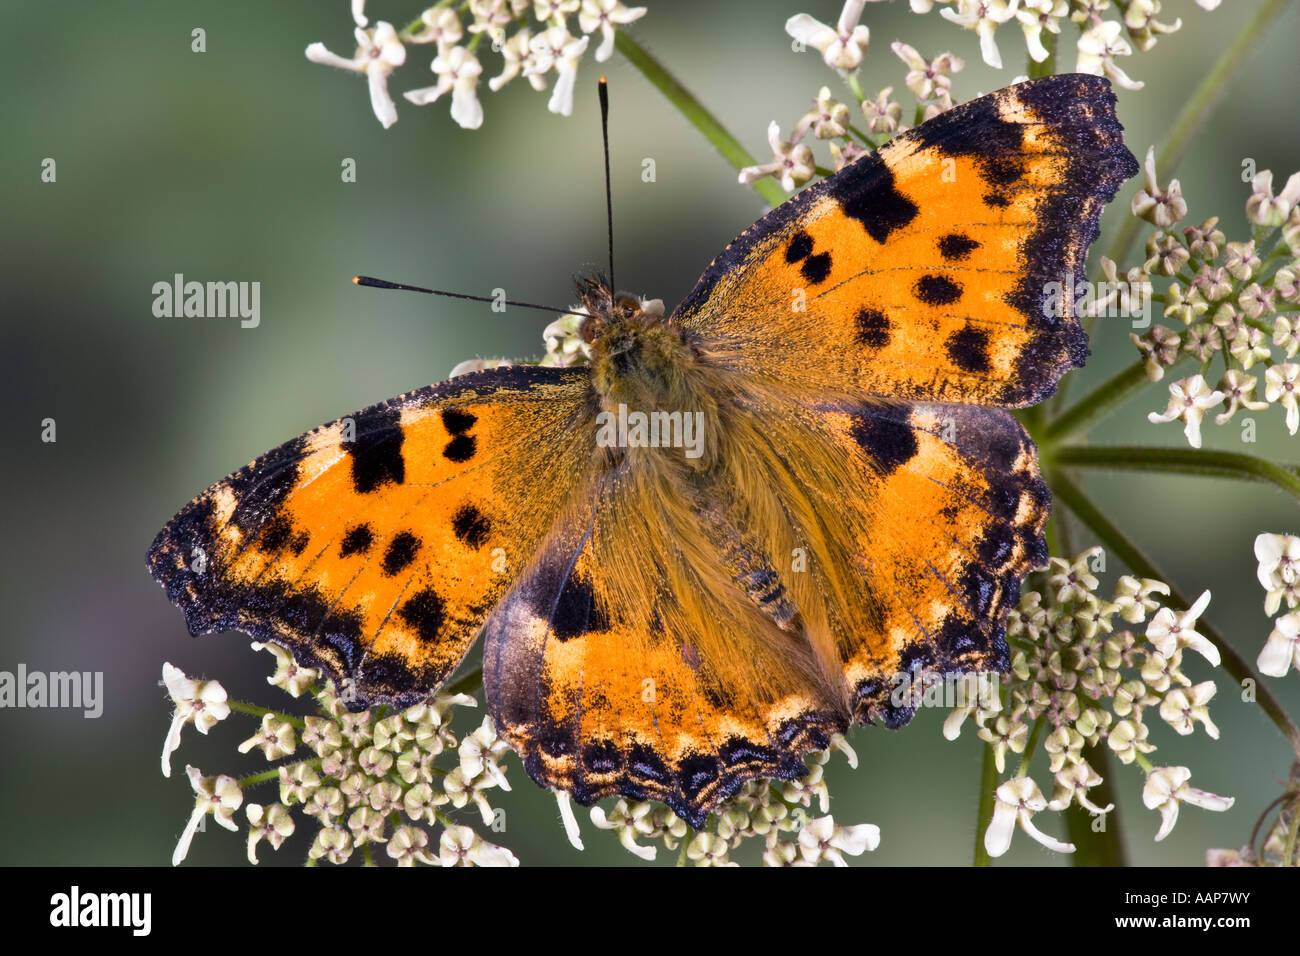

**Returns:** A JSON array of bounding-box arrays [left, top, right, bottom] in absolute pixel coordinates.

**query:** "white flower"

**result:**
[[1158, 681, 1219, 738], [1215, 370, 1269, 425], [1258, 611, 1300, 677], [1147, 374, 1224, 449], [796, 815, 880, 865], [1076, 19, 1143, 90], [534, 0, 580, 21], [1131, 146, 1187, 227], [306, 22, 407, 129], [1246, 170, 1300, 227], [351, 0, 368, 27], [1016, 0, 1065, 63], [404, 46, 484, 130], [1143, 766, 1233, 842], [526, 26, 590, 116], [1145, 590, 1219, 667], [250, 641, 318, 696], [408, 8, 464, 50], [985, 776, 1075, 857], [173, 767, 242, 866], [890, 42, 964, 100], [160, 662, 229, 778], [439, 825, 520, 866], [489, 28, 535, 91], [245, 803, 295, 864], [1195, 0, 1221, 9], [578, 0, 647, 63], [738, 121, 815, 192], [940, 0, 1019, 71], [786, 0, 878, 73], [1265, 363, 1300, 435], [1255, 532, 1300, 608]]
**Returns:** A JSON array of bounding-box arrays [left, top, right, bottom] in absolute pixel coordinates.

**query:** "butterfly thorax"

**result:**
[[580, 281, 723, 471]]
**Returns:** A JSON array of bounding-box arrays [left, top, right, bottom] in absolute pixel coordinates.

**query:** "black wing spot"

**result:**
[[850, 412, 919, 474], [550, 572, 609, 641], [442, 434, 477, 462], [382, 531, 421, 576], [452, 504, 491, 548], [259, 514, 294, 552], [339, 524, 374, 557], [441, 408, 477, 434], [398, 588, 446, 646], [938, 233, 980, 261], [785, 230, 813, 263], [350, 407, 405, 493], [800, 252, 832, 285], [855, 308, 890, 348], [915, 274, 962, 305], [947, 325, 992, 373], [833, 166, 919, 243]]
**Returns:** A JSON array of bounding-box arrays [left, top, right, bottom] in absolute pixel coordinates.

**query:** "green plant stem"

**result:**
[[1049, 471, 1300, 760], [615, 31, 786, 207], [1042, 360, 1158, 444], [974, 744, 997, 867], [1054, 445, 1300, 504], [444, 665, 484, 697], [228, 699, 306, 731], [1063, 745, 1128, 867], [1283, 794, 1300, 865]]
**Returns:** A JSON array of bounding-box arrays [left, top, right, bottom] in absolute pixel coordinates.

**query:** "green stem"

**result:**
[[1094, 0, 1292, 282], [444, 665, 484, 698], [1283, 794, 1300, 865], [615, 31, 786, 207], [1015, 716, 1047, 778], [1055, 445, 1300, 504], [1063, 745, 1128, 867], [1049, 471, 1300, 760], [227, 699, 306, 731], [1042, 360, 1159, 445], [974, 744, 998, 867]]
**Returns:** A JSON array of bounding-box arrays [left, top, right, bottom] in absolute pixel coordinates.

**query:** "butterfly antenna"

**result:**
[[599, 76, 615, 295], [352, 276, 587, 317]]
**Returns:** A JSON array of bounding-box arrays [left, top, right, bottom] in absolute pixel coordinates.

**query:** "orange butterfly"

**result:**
[[148, 74, 1137, 828]]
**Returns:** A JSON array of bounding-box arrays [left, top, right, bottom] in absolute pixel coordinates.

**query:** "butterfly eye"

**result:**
[[579, 315, 604, 344]]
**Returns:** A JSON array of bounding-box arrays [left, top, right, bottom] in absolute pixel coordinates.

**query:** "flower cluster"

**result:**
[[908, 0, 1220, 88], [1126, 157, 1300, 446], [740, 0, 1225, 193], [162, 644, 517, 866], [306, 0, 646, 129], [944, 548, 1234, 857], [585, 738, 881, 866]]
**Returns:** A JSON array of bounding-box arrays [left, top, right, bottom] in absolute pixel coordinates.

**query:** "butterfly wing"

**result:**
[[674, 74, 1138, 407], [768, 395, 1049, 728], [483, 459, 849, 828], [147, 366, 595, 709]]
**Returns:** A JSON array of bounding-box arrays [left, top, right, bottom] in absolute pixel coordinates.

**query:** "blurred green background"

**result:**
[[1, 0, 1298, 866]]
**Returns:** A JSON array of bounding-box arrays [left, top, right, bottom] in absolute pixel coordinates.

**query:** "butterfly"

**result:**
[[147, 73, 1137, 828]]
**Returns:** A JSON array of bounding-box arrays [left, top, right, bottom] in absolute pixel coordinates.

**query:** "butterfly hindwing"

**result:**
[[147, 366, 594, 708], [483, 467, 847, 828], [675, 74, 1138, 407]]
